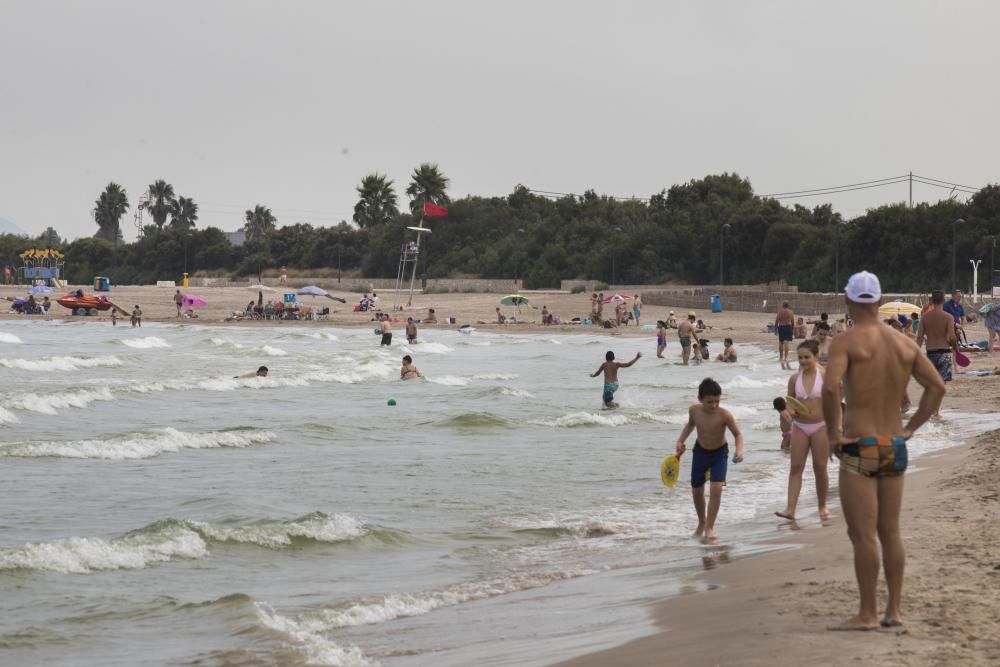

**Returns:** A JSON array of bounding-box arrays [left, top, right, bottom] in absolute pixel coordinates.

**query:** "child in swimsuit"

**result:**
[[673, 378, 745, 543], [655, 321, 667, 358], [775, 339, 830, 521], [773, 397, 792, 451]]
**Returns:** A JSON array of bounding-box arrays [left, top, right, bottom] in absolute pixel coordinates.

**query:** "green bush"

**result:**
[[570, 284, 586, 294], [594, 281, 609, 291], [423, 286, 450, 294]]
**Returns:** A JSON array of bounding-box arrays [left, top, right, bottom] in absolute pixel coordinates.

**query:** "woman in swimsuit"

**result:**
[[776, 339, 831, 521], [815, 323, 832, 365]]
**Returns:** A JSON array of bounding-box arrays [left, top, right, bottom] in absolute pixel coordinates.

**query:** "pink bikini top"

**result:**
[[795, 368, 823, 400]]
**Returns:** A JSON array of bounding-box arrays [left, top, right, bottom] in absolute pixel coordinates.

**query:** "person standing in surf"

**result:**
[[775, 339, 830, 521], [590, 350, 641, 409], [674, 378, 745, 543], [915, 289, 957, 421], [775, 302, 795, 369], [823, 271, 944, 631]]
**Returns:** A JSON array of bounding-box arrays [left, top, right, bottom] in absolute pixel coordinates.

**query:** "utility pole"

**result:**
[[909, 171, 913, 208]]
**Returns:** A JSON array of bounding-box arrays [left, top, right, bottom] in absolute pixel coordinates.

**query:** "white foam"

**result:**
[[499, 387, 535, 399], [0, 428, 277, 460], [210, 337, 245, 349], [428, 375, 470, 386], [5, 387, 115, 414], [0, 332, 24, 344], [299, 571, 591, 631], [536, 411, 673, 427], [305, 332, 339, 341], [255, 604, 373, 667], [0, 406, 19, 424], [261, 345, 288, 356], [471, 373, 518, 380], [718, 375, 786, 390], [415, 342, 453, 354], [192, 513, 366, 548], [0, 527, 208, 574], [122, 336, 171, 349], [0, 355, 124, 372]]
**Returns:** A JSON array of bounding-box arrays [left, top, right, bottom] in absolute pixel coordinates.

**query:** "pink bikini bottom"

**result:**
[[793, 420, 826, 437]]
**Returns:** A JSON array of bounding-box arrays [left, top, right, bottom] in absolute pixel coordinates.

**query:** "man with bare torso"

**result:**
[[590, 350, 641, 408], [678, 313, 696, 365], [822, 271, 945, 631], [916, 289, 957, 420], [775, 302, 795, 369]]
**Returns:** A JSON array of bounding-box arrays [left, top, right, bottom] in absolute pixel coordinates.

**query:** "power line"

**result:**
[[912, 174, 982, 191], [760, 175, 910, 198], [765, 178, 912, 200]]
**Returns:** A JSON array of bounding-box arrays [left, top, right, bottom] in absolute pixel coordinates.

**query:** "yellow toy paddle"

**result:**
[[784, 395, 810, 416], [660, 453, 682, 488]]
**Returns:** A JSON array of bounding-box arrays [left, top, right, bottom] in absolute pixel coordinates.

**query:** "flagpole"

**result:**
[[407, 213, 424, 307]]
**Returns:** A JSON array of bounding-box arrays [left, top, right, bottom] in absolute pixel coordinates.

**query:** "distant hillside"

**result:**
[[0, 216, 28, 236]]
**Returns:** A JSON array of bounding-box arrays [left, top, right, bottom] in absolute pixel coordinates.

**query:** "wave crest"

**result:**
[[0, 355, 124, 372], [0, 427, 276, 460], [121, 336, 171, 349]]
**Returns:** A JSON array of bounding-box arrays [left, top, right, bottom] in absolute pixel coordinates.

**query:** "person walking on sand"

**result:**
[[174, 289, 183, 317], [131, 305, 142, 327], [822, 271, 945, 631], [632, 294, 642, 326], [915, 289, 957, 421], [590, 350, 641, 409], [775, 340, 830, 521], [775, 302, 795, 369], [673, 378, 745, 543], [678, 313, 696, 365]]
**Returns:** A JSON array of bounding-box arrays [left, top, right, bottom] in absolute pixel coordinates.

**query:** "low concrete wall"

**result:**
[[643, 288, 935, 316], [191, 276, 524, 293]]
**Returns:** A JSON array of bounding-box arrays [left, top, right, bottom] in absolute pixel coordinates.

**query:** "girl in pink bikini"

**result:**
[[776, 339, 830, 521]]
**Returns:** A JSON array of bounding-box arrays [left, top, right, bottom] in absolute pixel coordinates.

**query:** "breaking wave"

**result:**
[[0, 427, 277, 460], [0, 355, 124, 372], [121, 336, 171, 349], [0, 332, 23, 344], [4, 387, 115, 414]]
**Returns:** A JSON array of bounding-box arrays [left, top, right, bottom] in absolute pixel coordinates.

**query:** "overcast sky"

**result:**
[[2, 0, 998, 240]]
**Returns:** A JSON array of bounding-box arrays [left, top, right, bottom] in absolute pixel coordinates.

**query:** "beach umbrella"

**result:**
[[602, 293, 632, 303], [878, 301, 920, 318], [499, 294, 530, 306], [182, 294, 207, 308], [29, 285, 53, 295]]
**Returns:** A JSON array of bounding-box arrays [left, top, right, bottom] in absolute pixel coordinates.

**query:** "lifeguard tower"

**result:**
[[18, 248, 66, 287], [393, 226, 432, 310]]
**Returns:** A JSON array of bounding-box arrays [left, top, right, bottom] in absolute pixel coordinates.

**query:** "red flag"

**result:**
[[423, 201, 449, 217]]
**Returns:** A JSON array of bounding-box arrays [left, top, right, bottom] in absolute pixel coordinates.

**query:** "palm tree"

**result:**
[[169, 196, 199, 230], [93, 182, 130, 242], [405, 163, 450, 216], [353, 173, 399, 228], [243, 204, 277, 242], [147, 179, 176, 228]]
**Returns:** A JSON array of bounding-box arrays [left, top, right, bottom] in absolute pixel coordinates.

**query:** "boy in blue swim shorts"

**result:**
[[590, 349, 641, 409], [673, 378, 744, 542]]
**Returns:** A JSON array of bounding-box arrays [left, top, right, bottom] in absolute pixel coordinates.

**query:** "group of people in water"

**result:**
[[597, 271, 948, 631]]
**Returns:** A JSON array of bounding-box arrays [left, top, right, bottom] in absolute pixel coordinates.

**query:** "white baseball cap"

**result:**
[[844, 271, 881, 303]]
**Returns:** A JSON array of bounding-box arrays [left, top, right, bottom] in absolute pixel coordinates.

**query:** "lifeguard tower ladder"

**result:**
[[392, 225, 432, 311]]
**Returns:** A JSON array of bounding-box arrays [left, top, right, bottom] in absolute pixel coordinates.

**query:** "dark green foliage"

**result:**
[[5, 172, 999, 292]]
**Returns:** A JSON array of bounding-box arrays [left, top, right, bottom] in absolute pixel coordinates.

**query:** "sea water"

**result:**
[[1, 321, 996, 666]]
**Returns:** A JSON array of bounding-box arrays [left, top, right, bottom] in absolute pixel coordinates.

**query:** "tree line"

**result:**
[[3, 168, 1000, 293]]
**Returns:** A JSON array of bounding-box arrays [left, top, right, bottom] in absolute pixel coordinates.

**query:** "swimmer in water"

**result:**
[[400, 355, 421, 380], [238, 365, 269, 378]]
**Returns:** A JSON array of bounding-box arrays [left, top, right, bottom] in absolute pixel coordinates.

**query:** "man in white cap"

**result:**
[[822, 271, 945, 631]]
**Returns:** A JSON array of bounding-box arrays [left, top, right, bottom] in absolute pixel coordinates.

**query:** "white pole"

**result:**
[[970, 259, 981, 303]]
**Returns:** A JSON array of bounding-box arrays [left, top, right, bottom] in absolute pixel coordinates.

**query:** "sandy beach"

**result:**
[[3, 283, 999, 666]]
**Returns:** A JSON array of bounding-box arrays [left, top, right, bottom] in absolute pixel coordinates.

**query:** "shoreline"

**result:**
[[553, 427, 1000, 667]]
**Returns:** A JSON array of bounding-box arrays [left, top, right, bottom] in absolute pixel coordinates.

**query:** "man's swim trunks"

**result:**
[[602, 382, 619, 403], [679, 336, 691, 349], [691, 441, 728, 487], [926, 348, 952, 382], [777, 324, 794, 342], [837, 437, 908, 477]]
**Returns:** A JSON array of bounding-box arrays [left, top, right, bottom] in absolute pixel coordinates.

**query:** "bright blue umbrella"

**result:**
[[29, 285, 53, 295]]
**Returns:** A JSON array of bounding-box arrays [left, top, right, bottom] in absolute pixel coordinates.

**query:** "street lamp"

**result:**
[[971, 259, 982, 301], [952, 218, 965, 292], [514, 228, 525, 285], [611, 226, 622, 286], [720, 224, 731, 286], [991, 236, 996, 298], [337, 230, 343, 284], [834, 222, 840, 294]]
